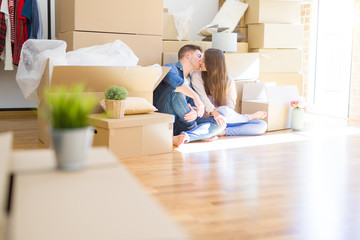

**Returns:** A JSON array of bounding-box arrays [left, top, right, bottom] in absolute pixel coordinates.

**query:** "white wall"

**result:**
[[164, 0, 218, 41]]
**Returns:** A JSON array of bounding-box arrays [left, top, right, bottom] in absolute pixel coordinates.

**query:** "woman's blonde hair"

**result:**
[[201, 48, 231, 107]]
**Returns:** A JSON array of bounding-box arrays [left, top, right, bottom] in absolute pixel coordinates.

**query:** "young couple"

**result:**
[[153, 44, 267, 147]]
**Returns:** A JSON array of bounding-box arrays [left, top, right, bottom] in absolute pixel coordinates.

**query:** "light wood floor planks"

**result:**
[[2, 110, 360, 240]]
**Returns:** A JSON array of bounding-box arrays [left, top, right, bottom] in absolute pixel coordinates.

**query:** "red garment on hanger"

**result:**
[[13, 0, 27, 65], [0, 0, 6, 55], [8, 0, 15, 43]]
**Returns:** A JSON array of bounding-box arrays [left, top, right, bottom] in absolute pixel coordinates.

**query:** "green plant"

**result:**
[[105, 86, 128, 100], [45, 85, 98, 129]]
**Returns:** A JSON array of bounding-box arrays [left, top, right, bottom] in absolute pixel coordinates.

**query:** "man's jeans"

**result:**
[[155, 91, 223, 141]]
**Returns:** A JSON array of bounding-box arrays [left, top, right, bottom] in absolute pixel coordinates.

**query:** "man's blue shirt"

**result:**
[[153, 62, 187, 107]]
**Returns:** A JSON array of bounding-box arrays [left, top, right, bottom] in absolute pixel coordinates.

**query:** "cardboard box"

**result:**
[[162, 41, 248, 53], [58, 31, 162, 66], [248, 23, 304, 49], [225, 53, 260, 80], [88, 112, 174, 159], [38, 61, 171, 147], [55, 0, 163, 36], [163, 13, 190, 40], [234, 79, 259, 113], [260, 73, 304, 95], [251, 49, 303, 73], [245, 0, 301, 24], [162, 52, 178, 65], [241, 83, 299, 131]]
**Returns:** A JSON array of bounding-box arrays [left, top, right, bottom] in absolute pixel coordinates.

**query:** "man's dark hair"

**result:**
[[178, 44, 203, 60]]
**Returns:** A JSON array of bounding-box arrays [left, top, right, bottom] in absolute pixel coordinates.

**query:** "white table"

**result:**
[[8, 147, 190, 240]]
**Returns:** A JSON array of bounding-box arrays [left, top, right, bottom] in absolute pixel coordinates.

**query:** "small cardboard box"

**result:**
[[55, 0, 163, 36], [162, 52, 178, 65], [260, 73, 304, 95], [248, 23, 304, 49], [88, 112, 174, 159], [58, 31, 162, 66], [251, 49, 303, 73], [245, 0, 301, 24], [241, 83, 299, 131], [163, 13, 190, 41], [225, 53, 260, 80], [162, 41, 249, 53], [38, 61, 171, 147], [234, 79, 259, 113]]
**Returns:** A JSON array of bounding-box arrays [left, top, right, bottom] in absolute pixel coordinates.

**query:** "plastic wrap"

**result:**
[[66, 40, 139, 66], [16, 39, 67, 103], [172, 6, 193, 41]]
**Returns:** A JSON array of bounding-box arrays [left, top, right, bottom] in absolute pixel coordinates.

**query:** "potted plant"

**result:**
[[45, 85, 98, 170], [104, 85, 128, 118]]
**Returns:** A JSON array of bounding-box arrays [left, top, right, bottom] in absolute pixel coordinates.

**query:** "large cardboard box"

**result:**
[[248, 23, 304, 49], [163, 13, 190, 41], [241, 83, 299, 131], [38, 61, 171, 147], [55, 0, 163, 36], [225, 53, 260, 80], [234, 79, 259, 113], [251, 49, 303, 73], [58, 31, 162, 66], [88, 112, 174, 159], [162, 41, 248, 53], [245, 0, 301, 24], [260, 73, 304, 95]]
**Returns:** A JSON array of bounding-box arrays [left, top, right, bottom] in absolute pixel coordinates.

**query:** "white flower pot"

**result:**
[[291, 108, 305, 131], [51, 127, 94, 170]]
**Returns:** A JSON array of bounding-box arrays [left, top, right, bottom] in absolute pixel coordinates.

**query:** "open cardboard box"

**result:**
[[38, 60, 171, 147], [241, 82, 300, 131]]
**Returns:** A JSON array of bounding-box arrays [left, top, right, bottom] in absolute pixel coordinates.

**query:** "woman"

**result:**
[[191, 48, 267, 136]]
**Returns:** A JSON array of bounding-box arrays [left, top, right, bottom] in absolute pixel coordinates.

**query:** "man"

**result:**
[[153, 45, 225, 146]]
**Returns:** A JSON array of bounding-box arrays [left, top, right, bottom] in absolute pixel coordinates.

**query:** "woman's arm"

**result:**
[[191, 71, 216, 114]]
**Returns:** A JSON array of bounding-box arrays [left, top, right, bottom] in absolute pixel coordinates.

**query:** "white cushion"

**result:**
[[198, 0, 248, 37]]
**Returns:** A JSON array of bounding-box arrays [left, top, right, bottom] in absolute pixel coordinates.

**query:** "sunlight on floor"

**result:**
[[175, 113, 360, 154]]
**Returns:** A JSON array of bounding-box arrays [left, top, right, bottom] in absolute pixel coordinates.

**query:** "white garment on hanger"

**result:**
[[0, 0, 14, 70]]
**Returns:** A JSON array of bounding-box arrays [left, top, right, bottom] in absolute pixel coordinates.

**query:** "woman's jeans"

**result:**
[[217, 106, 267, 135]]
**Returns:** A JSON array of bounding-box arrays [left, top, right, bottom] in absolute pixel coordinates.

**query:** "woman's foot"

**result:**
[[173, 134, 187, 147], [249, 111, 267, 120]]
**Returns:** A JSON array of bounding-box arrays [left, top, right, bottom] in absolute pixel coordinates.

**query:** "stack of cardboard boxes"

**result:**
[[161, 8, 249, 65], [55, 0, 163, 66], [246, 0, 304, 94], [240, 0, 303, 131]]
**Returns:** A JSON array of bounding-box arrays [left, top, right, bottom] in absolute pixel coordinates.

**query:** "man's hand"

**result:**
[[184, 104, 198, 122]]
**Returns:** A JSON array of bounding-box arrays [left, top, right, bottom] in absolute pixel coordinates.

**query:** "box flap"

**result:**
[[242, 82, 276, 101], [50, 66, 171, 92], [265, 85, 299, 103]]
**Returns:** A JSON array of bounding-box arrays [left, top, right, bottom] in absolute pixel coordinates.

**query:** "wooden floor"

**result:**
[[2, 110, 360, 240]]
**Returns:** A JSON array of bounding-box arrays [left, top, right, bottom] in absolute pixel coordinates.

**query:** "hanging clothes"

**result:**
[[8, 0, 15, 43], [29, 0, 42, 39], [0, 0, 5, 55], [0, 0, 14, 70], [13, 0, 27, 65]]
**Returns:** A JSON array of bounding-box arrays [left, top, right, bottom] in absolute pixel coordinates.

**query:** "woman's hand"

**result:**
[[211, 110, 226, 128]]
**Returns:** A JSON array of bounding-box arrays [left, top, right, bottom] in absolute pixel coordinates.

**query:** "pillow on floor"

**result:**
[[198, 0, 248, 37]]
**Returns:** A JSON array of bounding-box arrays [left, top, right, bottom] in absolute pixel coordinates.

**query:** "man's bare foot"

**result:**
[[249, 111, 267, 120], [173, 134, 187, 147], [201, 135, 219, 142]]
